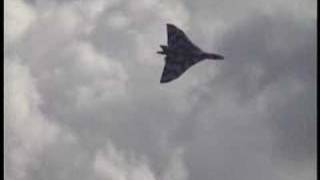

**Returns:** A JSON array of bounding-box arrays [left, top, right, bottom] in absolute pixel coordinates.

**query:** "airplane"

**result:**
[[157, 24, 224, 83]]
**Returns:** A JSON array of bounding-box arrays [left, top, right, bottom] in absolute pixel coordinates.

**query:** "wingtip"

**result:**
[[166, 23, 176, 28], [160, 76, 172, 83], [160, 79, 170, 83]]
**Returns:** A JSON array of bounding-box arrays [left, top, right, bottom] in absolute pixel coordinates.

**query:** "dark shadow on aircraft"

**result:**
[[158, 24, 224, 83]]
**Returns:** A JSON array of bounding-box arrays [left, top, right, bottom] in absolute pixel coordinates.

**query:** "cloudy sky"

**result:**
[[4, 0, 316, 180]]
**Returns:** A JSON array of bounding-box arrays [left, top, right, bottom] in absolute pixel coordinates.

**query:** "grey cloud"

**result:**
[[5, 0, 316, 180], [172, 11, 316, 180]]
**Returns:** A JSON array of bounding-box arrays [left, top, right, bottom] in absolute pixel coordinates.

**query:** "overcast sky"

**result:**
[[4, 0, 317, 180]]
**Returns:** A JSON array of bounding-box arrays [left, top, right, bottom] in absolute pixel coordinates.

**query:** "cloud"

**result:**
[[4, 0, 36, 43], [5, 0, 316, 180], [94, 141, 187, 180], [162, 148, 188, 180], [4, 58, 60, 180], [93, 141, 157, 180], [173, 11, 316, 180], [65, 41, 128, 108]]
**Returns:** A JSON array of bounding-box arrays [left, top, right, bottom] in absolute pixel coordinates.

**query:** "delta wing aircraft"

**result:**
[[158, 24, 224, 83]]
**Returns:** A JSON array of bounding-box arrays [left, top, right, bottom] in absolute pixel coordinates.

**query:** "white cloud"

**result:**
[[4, 58, 60, 180], [127, 0, 190, 27], [78, 0, 119, 19], [4, 0, 36, 43], [94, 142, 188, 180], [67, 41, 128, 107], [76, 0, 121, 33], [4, 0, 316, 180], [93, 142, 157, 180], [107, 12, 131, 30], [163, 148, 188, 180], [253, 0, 317, 19]]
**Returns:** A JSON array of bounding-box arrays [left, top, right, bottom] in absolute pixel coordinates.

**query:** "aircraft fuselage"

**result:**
[[157, 45, 223, 61], [157, 24, 224, 83]]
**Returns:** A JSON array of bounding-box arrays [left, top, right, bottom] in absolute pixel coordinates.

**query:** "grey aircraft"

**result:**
[[157, 24, 224, 83]]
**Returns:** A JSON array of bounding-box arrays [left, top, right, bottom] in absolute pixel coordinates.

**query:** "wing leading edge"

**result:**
[[167, 24, 200, 52], [160, 54, 197, 83], [160, 24, 222, 83]]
